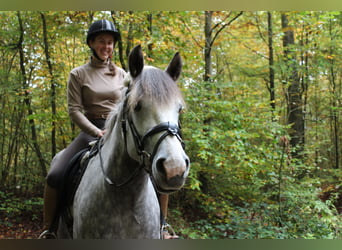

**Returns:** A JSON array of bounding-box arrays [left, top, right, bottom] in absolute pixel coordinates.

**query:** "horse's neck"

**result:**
[[101, 122, 145, 188]]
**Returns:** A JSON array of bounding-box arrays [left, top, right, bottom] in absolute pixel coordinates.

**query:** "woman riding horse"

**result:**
[[40, 19, 177, 239]]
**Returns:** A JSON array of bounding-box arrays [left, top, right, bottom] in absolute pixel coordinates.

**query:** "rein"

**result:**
[[98, 88, 185, 188], [97, 137, 143, 187]]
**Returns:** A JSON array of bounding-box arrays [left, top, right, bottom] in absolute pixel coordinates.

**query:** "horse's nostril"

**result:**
[[185, 158, 190, 168], [156, 158, 166, 176], [183, 157, 190, 178]]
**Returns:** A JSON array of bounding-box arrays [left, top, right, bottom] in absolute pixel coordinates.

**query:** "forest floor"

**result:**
[[0, 191, 43, 239], [0, 215, 42, 239], [0, 187, 341, 239]]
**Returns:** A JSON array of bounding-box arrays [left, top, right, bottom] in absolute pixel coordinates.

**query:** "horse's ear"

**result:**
[[128, 45, 144, 78], [166, 52, 182, 81]]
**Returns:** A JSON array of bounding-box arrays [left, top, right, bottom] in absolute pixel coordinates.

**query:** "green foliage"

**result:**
[[183, 80, 285, 199], [0, 11, 341, 238], [177, 78, 341, 239], [230, 180, 340, 239], [0, 191, 43, 225], [175, 179, 341, 239]]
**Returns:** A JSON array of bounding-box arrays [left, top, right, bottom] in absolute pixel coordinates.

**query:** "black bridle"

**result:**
[[98, 88, 185, 188], [125, 116, 184, 167]]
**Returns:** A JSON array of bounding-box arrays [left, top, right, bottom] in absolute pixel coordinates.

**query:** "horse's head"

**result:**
[[124, 45, 190, 194]]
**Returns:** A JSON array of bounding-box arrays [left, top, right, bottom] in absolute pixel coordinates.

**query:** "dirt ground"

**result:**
[[0, 215, 42, 239]]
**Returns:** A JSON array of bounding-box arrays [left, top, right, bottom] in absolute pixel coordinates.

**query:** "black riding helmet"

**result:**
[[86, 19, 120, 46]]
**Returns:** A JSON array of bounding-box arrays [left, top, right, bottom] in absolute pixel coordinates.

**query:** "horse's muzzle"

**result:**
[[154, 155, 190, 192]]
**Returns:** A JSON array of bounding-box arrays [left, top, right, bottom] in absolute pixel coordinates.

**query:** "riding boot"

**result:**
[[159, 194, 179, 239], [39, 183, 58, 239], [159, 194, 169, 220]]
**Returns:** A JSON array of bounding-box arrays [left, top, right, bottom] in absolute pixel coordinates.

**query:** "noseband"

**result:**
[[125, 116, 184, 166], [99, 87, 185, 188]]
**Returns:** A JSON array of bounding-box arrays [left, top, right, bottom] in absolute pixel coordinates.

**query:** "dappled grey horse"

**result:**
[[57, 45, 190, 239]]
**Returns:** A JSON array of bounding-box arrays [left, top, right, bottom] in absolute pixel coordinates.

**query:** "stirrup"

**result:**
[[161, 222, 179, 239], [38, 230, 57, 239]]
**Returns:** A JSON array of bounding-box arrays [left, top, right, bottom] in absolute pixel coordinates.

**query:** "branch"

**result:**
[[211, 11, 243, 47], [211, 11, 232, 31], [227, 31, 269, 60], [254, 13, 268, 45], [179, 17, 203, 49]]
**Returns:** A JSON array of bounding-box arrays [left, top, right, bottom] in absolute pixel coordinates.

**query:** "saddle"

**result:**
[[52, 140, 100, 235], [60, 147, 91, 207]]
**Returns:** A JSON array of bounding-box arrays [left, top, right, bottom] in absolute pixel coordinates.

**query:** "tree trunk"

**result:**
[[204, 11, 213, 82], [41, 12, 57, 158], [147, 13, 153, 59], [0, 111, 19, 187], [281, 13, 304, 159], [203, 11, 243, 83], [17, 11, 47, 178], [201, 11, 244, 193], [125, 11, 134, 58], [111, 11, 127, 71], [327, 18, 340, 169], [267, 12, 276, 119]]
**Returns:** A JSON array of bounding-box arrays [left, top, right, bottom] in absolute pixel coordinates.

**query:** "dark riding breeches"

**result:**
[[46, 119, 106, 189]]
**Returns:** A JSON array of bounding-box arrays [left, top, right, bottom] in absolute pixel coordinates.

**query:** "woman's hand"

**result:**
[[97, 129, 107, 138]]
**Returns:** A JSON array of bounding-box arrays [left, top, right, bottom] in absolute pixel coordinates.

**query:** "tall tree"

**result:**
[[40, 12, 57, 157], [204, 11, 243, 82], [204, 11, 213, 82], [281, 12, 304, 160], [146, 13, 153, 59], [17, 11, 47, 177], [327, 15, 340, 169], [111, 11, 127, 71], [267, 12, 276, 119]]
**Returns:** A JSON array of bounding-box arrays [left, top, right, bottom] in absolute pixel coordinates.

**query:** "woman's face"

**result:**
[[89, 33, 114, 61]]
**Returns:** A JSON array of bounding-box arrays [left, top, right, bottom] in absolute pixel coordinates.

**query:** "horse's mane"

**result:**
[[103, 101, 121, 141], [103, 66, 184, 141]]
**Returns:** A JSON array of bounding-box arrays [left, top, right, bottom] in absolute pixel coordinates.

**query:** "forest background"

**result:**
[[0, 10, 341, 239]]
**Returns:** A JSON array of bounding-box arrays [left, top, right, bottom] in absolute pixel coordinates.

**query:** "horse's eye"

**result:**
[[135, 102, 142, 111]]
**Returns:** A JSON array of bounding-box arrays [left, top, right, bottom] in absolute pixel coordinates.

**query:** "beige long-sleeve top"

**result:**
[[67, 57, 126, 137]]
